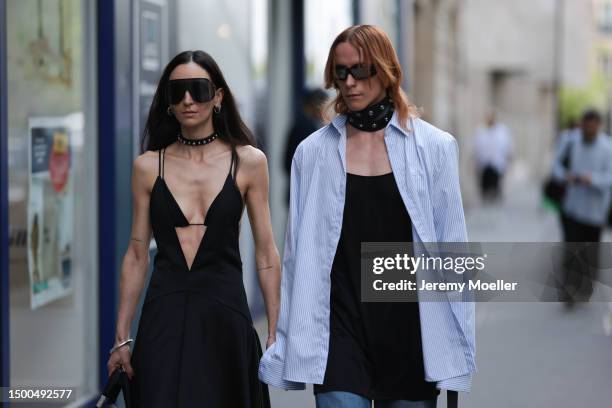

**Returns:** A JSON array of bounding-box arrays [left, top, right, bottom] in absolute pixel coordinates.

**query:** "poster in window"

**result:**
[[27, 115, 76, 309]]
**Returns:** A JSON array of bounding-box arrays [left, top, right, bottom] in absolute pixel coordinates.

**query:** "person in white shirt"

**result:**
[[473, 112, 513, 201]]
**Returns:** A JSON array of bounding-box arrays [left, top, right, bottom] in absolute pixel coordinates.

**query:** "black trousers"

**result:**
[[558, 213, 602, 301], [479, 165, 501, 199]]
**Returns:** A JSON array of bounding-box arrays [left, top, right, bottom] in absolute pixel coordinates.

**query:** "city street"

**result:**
[[256, 171, 612, 407]]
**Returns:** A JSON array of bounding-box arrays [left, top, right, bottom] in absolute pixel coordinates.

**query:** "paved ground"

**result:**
[[255, 172, 612, 407]]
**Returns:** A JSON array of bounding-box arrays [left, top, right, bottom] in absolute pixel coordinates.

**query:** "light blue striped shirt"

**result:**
[[259, 113, 476, 393], [552, 130, 612, 226]]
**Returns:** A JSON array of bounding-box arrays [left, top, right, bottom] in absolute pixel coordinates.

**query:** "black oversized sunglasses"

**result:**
[[334, 63, 377, 81], [167, 78, 216, 104]]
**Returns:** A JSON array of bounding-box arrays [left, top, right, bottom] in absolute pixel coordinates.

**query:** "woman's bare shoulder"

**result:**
[[132, 150, 160, 188], [236, 144, 267, 169], [235, 145, 268, 189]]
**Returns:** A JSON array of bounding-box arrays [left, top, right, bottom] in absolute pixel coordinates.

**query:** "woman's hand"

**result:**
[[266, 334, 276, 349], [107, 346, 135, 380]]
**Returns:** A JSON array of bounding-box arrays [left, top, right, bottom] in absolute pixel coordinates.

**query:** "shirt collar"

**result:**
[[330, 114, 347, 134]]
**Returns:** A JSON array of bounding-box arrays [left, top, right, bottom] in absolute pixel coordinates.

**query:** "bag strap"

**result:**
[[448, 390, 458, 408], [561, 137, 574, 170]]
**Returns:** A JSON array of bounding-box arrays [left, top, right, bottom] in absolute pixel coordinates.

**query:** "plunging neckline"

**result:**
[[153, 147, 245, 272], [153, 173, 232, 272], [156, 173, 231, 226]]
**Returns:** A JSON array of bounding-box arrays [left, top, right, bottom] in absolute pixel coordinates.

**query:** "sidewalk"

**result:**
[[463, 174, 612, 407]]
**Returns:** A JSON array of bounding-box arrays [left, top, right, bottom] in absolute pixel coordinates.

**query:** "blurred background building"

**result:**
[[0, 0, 610, 407]]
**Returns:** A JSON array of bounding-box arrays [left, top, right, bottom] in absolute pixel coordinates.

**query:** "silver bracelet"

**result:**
[[109, 338, 133, 355]]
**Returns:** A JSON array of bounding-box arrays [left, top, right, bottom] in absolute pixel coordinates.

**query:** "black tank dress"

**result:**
[[314, 172, 439, 401], [130, 148, 271, 408]]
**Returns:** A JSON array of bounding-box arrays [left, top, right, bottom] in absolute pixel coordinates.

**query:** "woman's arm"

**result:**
[[258, 148, 306, 390], [107, 153, 155, 378], [241, 146, 281, 348]]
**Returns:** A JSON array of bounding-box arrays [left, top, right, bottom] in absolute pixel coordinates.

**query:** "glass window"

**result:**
[[7, 0, 98, 404]]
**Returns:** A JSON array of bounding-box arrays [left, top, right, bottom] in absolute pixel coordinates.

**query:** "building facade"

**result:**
[[411, 0, 594, 206]]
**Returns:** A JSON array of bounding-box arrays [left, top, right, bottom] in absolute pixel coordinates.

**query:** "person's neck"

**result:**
[[346, 122, 385, 138], [181, 122, 215, 140], [357, 94, 387, 112], [175, 122, 219, 159], [346, 94, 392, 133]]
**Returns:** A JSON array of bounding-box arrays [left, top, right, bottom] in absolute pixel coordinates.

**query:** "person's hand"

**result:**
[[266, 334, 276, 349], [578, 173, 592, 186], [107, 345, 135, 380], [565, 172, 576, 184]]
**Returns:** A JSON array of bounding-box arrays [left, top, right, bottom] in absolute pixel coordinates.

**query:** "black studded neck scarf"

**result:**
[[347, 96, 394, 132]]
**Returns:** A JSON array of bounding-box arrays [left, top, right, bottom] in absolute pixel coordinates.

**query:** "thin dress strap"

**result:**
[[229, 148, 237, 180], [159, 148, 165, 179]]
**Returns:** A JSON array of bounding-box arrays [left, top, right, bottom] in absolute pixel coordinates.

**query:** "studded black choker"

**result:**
[[347, 96, 394, 132], [177, 131, 217, 146]]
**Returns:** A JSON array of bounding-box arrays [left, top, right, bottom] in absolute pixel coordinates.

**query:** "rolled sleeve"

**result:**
[[258, 339, 305, 390]]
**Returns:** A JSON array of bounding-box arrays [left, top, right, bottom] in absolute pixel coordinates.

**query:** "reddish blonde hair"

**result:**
[[324, 25, 419, 130]]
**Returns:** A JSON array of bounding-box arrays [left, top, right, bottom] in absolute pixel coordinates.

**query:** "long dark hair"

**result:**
[[141, 50, 255, 159]]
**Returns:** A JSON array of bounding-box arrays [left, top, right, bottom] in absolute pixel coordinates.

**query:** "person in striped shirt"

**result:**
[[260, 25, 475, 408]]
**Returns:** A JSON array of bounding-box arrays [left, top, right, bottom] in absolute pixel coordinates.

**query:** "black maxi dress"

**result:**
[[130, 148, 271, 407]]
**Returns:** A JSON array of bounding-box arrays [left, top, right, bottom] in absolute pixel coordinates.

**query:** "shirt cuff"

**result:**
[[258, 345, 306, 390], [436, 373, 473, 393]]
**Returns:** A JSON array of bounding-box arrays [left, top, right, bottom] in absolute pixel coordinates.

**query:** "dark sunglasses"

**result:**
[[167, 78, 216, 104], [334, 63, 377, 81]]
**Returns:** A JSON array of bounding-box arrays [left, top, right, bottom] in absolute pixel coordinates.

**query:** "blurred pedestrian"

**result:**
[[552, 109, 612, 305], [283, 88, 328, 204], [107, 50, 275, 407], [260, 24, 473, 408], [473, 112, 513, 202]]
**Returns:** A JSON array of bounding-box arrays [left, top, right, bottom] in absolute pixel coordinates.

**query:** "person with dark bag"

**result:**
[[551, 109, 612, 305], [106, 50, 277, 407]]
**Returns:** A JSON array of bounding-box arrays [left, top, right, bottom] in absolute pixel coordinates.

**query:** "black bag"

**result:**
[[96, 366, 134, 407], [543, 139, 573, 207], [543, 178, 566, 205]]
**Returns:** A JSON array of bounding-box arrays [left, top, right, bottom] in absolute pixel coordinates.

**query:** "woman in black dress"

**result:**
[[106, 50, 278, 407]]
